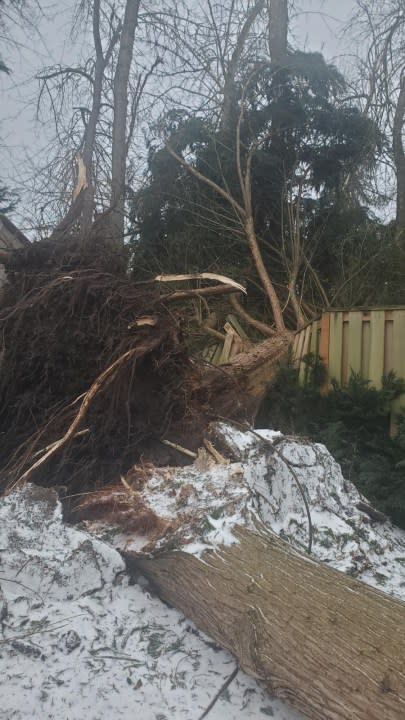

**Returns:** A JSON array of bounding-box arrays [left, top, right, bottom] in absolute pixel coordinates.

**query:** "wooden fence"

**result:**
[[201, 314, 251, 364], [293, 307, 405, 428]]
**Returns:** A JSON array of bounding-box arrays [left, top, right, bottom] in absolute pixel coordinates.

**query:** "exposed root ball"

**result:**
[[0, 260, 203, 494], [0, 238, 264, 502]]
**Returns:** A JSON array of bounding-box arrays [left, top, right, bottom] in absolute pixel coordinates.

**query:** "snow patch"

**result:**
[[0, 484, 303, 720]]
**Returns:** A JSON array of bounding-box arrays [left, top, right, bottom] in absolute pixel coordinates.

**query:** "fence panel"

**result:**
[[328, 312, 343, 383], [368, 311, 386, 389], [347, 312, 362, 376], [293, 307, 405, 434]]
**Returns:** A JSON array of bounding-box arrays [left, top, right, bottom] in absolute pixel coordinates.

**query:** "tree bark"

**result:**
[[131, 525, 405, 720], [245, 216, 286, 333], [393, 72, 405, 246], [80, 0, 105, 236], [109, 0, 140, 248], [220, 0, 265, 131], [268, 0, 288, 65], [211, 332, 290, 408]]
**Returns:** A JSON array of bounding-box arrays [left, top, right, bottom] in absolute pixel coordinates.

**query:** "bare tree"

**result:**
[[349, 0, 405, 243], [145, 0, 270, 126], [33, 0, 158, 250], [0, 1, 43, 72], [28, 1, 275, 248], [393, 70, 405, 240], [156, 0, 314, 333], [80, 0, 123, 235], [267, 0, 288, 64], [125, 0, 320, 332], [109, 0, 140, 246], [219, 0, 266, 131]]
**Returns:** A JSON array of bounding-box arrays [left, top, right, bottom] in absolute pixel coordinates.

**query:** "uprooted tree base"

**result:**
[[0, 237, 288, 498]]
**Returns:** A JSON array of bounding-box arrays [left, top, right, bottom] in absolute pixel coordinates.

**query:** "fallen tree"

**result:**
[[75, 425, 405, 720], [134, 529, 405, 720], [3, 224, 404, 720]]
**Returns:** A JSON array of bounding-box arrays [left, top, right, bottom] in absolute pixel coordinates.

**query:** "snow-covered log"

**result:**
[[134, 525, 405, 720], [83, 425, 405, 720]]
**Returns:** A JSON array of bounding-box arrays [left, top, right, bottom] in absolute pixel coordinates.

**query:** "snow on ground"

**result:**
[[1, 424, 405, 719], [0, 484, 303, 720]]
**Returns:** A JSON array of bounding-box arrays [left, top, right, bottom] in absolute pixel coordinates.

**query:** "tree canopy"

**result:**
[[130, 47, 401, 328], [2, 0, 404, 329]]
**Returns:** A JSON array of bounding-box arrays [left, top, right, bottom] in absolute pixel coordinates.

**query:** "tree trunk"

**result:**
[[268, 1, 303, 328], [288, 265, 305, 329], [196, 333, 290, 425], [268, 0, 288, 64], [109, 0, 140, 248], [393, 73, 405, 246], [79, 0, 105, 236], [221, 331, 290, 400], [131, 525, 405, 720], [220, 0, 265, 131], [245, 216, 286, 334]]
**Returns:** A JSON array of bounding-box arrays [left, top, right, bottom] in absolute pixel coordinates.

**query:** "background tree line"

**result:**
[[1, 0, 405, 332]]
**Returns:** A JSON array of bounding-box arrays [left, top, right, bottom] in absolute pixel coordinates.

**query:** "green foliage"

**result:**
[[300, 352, 329, 389], [257, 362, 405, 529], [129, 51, 388, 320]]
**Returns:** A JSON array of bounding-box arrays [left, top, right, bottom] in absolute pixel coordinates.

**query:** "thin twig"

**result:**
[[198, 665, 239, 720], [0, 576, 45, 604], [0, 614, 87, 646], [161, 439, 198, 459]]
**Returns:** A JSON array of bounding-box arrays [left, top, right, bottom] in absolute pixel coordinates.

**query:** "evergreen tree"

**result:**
[[130, 52, 382, 323]]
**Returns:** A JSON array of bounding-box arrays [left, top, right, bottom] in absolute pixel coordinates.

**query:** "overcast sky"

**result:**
[[0, 0, 359, 230], [292, 0, 356, 54]]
